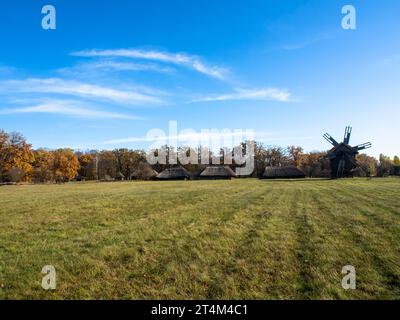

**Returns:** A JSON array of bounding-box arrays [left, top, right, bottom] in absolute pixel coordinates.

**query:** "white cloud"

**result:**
[[0, 78, 165, 105], [103, 131, 249, 144], [101, 131, 314, 152], [58, 60, 175, 75], [191, 87, 292, 103], [0, 100, 139, 120], [101, 130, 290, 145], [281, 33, 333, 51], [91, 60, 174, 73], [71, 49, 228, 80]]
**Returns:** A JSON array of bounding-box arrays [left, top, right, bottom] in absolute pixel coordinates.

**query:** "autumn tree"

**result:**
[[52, 149, 80, 182], [97, 151, 118, 180], [78, 152, 97, 180], [0, 130, 34, 182], [113, 149, 146, 179], [377, 154, 393, 177], [356, 154, 378, 177], [264, 146, 290, 167], [33, 149, 55, 183], [248, 142, 266, 177], [287, 146, 304, 167], [0, 130, 8, 180], [299, 152, 330, 178], [394, 156, 400, 176]]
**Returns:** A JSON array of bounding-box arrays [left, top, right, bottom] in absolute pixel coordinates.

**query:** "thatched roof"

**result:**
[[261, 166, 305, 179], [200, 166, 236, 179], [130, 168, 158, 179], [156, 166, 191, 180]]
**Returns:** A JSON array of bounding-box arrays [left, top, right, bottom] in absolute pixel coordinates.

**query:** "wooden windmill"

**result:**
[[323, 126, 371, 178]]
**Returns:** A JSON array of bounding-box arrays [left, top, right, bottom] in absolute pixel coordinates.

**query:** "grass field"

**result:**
[[0, 178, 399, 300]]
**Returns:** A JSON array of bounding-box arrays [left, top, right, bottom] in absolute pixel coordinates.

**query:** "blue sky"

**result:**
[[0, 0, 399, 157]]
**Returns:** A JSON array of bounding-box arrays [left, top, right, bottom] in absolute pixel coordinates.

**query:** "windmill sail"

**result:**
[[353, 142, 372, 151], [343, 126, 352, 144], [323, 133, 339, 147]]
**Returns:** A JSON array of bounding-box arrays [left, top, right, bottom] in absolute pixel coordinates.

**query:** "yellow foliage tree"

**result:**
[[78, 153, 97, 180], [0, 130, 34, 182], [33, 149, 55, 183], [52, 149, 80, 182]]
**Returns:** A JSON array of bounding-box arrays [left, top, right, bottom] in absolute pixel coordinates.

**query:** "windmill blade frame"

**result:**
[[343, 126, 352, 144], [323, 133, 339, 147], [353, 142, 372, 151]]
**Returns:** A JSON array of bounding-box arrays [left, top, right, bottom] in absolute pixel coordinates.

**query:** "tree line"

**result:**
[[1, 129, 399, 183]]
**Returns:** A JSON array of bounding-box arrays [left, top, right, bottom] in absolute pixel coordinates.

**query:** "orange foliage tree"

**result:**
[[52, 149, 80, 182], [0, 130, 34, 182], [77, 153, 97, 180], [33, 149, 55, 183]]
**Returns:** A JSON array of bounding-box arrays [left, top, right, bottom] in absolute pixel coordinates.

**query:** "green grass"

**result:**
[[0, 178, 399, 299]]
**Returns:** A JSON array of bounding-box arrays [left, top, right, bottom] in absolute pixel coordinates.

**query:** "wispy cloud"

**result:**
[[71, 49, 228, 80], [281, 33, 333, 51], [58, 60, 175, 76], [101, 130, 311, 146], [190, 87, 292, 103], [0, 100, 139, 120], [0, 78, 165, 105], [103, 130, 255, 145], [102, 131, 313, 150]]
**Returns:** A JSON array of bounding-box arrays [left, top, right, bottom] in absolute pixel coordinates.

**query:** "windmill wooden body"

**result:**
[[323, 126, 371, 178]]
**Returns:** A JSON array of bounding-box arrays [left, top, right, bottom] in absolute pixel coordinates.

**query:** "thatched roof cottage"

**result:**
[[156, 166, 191, 180], [130, 167, 158, 180], [261, 166, 305, 179], [199, 166, 236, 179]]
